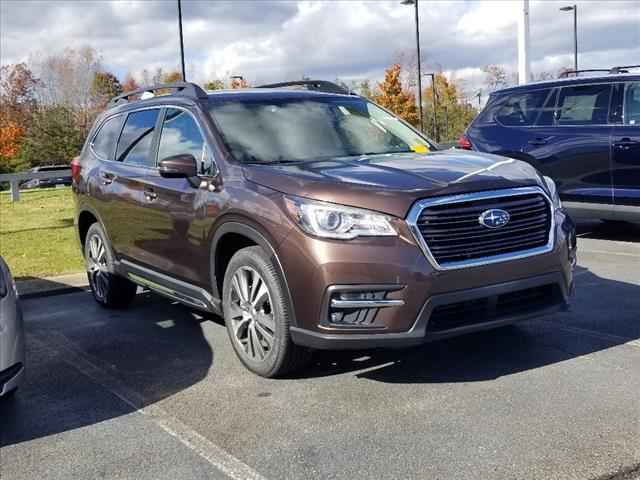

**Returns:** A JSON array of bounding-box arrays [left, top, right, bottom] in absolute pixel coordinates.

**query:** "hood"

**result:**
[[243, 151, 547, 218]]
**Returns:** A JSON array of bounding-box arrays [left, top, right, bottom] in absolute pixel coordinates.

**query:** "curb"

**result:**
[[20, 285, 89, 300]]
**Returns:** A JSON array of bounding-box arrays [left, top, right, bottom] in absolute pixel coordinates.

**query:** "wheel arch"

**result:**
[[210, 221, 298, 327]]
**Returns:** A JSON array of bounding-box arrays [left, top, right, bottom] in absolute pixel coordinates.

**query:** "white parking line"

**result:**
[[580, 249, 640, 258], [34, 331, 268, 480]]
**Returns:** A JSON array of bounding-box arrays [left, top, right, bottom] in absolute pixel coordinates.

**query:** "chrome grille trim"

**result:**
[[406, 187, 555, 271]]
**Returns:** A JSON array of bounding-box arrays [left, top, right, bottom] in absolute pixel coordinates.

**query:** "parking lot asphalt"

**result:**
[[1, 221, 639, 480]]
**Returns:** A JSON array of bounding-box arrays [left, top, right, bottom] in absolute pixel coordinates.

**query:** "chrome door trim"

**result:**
[[406, 186, 556, 271]]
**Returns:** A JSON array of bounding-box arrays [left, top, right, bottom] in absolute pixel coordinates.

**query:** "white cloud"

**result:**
[[0, 0, 638, 95]]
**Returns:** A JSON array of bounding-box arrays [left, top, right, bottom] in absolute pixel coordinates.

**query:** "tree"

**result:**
[[91, 71, 122, 108], [373, 64, 418, 126], [420, 73, 478, 142], [230, 77, 250, 89], [18, 106, 84, 167], [354, 80, 373, 99], [0, 63, 39, 172], [482, 64, 509, 92], [204, 80, 225, 90], [162, 70, 183, 83], [121, 73, 139, 92]]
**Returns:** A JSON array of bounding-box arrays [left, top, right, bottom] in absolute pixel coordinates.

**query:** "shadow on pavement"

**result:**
[[575, 219, 640, 242], [0, 291, 213, 447]]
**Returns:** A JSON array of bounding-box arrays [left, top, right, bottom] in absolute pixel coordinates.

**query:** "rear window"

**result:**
[[116, 109, 160, 167], [92, 115, 123, 160], [624, 82, 640, 125], [556, 84, 612, 125], [495, 89, 551, 126]]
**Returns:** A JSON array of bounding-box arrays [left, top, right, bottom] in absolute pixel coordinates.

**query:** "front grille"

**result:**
[[415, 191, 551, 267], [427, 284, 560, 332]]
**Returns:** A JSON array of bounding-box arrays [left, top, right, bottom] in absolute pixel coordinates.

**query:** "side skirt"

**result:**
[[119, 259, 222, 316]]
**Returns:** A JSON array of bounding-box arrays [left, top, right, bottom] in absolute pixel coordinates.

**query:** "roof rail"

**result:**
[[256, 80, 353, 95], [609, 65, 640, 74], [108, 82, 209, 107], [559, 65, 640, 78], [559, 69, 611, 78]]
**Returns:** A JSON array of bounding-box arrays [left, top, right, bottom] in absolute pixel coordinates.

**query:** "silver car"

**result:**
[[0, 256, 25, 398]]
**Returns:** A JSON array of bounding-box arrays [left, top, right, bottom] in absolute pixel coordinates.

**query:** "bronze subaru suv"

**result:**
[[72, 81, 577, 377]]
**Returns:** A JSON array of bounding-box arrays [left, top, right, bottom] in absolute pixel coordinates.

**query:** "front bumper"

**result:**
[[291, 271, 570, 349], [280, 209, 576, 350]]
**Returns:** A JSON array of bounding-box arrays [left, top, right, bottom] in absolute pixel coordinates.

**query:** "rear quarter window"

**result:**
[[91, 115, 124, 160], [495, 89, 552, 127]]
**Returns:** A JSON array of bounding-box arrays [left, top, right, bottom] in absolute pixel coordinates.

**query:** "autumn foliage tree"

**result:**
[[0, 63, 39, 172], [373, 64, 418, 126]]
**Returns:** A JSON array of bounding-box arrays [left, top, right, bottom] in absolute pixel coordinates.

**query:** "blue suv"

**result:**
[[461, 69, 640, 223]]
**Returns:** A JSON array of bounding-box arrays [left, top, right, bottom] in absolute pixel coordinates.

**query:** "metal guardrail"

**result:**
[[0, 170, 72, 202]]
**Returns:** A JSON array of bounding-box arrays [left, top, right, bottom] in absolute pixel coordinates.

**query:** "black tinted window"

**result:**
[[495, 89, 550, 126], [116, 109, 160, 166], [157, 109, 213, 175], [624, 82, 640, 126], [557, 84, 611, 125], [92, 115, 123, 160]]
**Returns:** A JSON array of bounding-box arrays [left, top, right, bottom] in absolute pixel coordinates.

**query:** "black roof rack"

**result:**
[[256, 80, 352, 95], [609, 65, 640, 74], [108, 82, 209, 107], [559, 69, 611, 78], [559, 65, 640, 78]]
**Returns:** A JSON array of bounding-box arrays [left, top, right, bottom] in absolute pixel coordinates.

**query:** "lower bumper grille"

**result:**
[[427, 284, 561, 332]]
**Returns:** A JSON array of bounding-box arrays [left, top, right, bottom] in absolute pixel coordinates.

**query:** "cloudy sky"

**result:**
[[1, 0, 638, 96]]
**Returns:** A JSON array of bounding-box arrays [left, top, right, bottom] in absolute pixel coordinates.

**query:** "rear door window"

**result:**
[[623, 82, 640, 126], [495, 89, 551, 126], [116, 109, 161, 167], [92, 115, 123, 160], [556, 84, 612, 125]]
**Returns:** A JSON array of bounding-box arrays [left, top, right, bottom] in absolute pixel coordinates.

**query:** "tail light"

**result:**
[[71, 156, 82, 183], [458, 135, 473, 150]]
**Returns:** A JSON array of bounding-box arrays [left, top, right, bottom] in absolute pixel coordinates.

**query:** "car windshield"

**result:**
[[208, 96, 434, 164]]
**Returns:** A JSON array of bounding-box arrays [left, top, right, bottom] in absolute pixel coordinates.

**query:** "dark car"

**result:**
[[72, 81, 576, 377], [461, 69, 640, 223], [21, 165, 72, 189]]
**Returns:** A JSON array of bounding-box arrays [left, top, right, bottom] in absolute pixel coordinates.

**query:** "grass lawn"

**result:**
[[0, 187, 84, 279]]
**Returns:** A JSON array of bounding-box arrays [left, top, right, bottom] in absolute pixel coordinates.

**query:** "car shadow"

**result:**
[[300, 266, 640, 383], [0, 291, 213, 447], [575, 219, 640, 242]]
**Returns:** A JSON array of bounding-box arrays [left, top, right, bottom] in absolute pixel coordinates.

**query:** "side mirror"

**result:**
[[158, 154, 197, 178]]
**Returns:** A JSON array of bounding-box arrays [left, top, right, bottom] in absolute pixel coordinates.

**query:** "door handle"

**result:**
[[144, 187, 158, 201], [100, 171, 115, 185], [614, 138, 638, 149], [528, 138, 548, 146]]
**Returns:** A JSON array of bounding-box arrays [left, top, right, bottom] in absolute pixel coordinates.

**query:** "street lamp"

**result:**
[[423, 73, 438, 142], [401, 0, 424, 134], [560, 5, 578, 72], [177, 0, 186, 81]]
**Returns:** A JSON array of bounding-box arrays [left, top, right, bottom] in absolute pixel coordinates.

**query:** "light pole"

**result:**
[[177, 0, 186, 81], [423, 73, 438, 142], [560, 5, 578, 72], [401, 0, 424, 134]]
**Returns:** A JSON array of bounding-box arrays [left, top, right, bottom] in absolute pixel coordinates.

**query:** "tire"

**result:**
[[222, 246, 310, 378], [84, 223, 137, 309], [0, 387, 17, 401]]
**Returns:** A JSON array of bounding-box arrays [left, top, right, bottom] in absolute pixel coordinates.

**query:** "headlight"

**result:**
[[284, 196, 397, 239], [543, 176, 562, 209]]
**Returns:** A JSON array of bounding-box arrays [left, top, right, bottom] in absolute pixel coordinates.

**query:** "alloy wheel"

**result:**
[[228, 266, 276, 361], [87, 233, 108, 301]]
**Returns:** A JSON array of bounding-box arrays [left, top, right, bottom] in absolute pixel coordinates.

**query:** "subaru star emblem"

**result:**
[[479, 209, 510, 229]]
